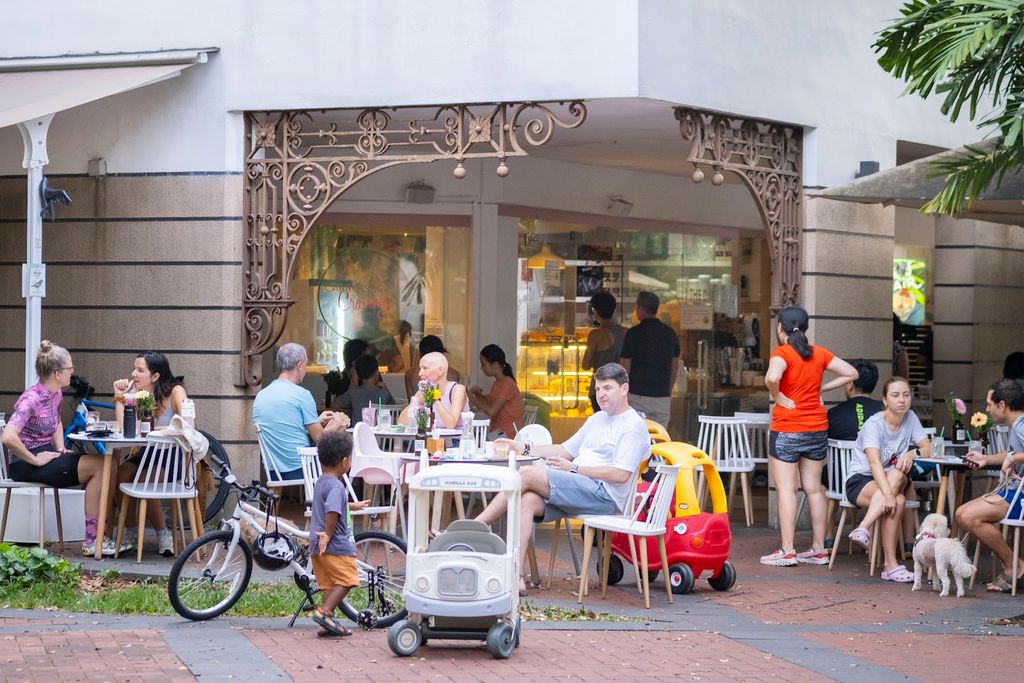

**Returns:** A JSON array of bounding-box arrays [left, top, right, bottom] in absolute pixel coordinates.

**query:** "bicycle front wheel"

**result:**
[[168, 529, 253, 621], [340, 530, 408, 629]]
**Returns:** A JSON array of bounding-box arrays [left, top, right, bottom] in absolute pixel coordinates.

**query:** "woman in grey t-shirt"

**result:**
[[843, 377, 930, 583]]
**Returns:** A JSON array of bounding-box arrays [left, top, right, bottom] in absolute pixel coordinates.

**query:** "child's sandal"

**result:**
[[313, 608, 353, 637]]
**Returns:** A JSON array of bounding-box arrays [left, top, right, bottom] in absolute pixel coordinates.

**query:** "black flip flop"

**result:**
[[313, 609, 353, 637]]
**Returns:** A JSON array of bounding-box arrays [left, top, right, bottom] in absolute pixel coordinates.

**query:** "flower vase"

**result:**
[[981, 434, 990, 453], [138, 409, 153, 436]]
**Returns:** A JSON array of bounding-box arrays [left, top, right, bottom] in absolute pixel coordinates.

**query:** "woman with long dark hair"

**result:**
[[469, 344, 524, 439], [761, 306, 858, 567], [113, 351, 190, 557]]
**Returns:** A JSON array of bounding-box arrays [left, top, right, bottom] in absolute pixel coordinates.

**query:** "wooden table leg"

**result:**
[[94, 454, 113, 559], [934, 473, 949, 518], [951, 472, 967, 534]]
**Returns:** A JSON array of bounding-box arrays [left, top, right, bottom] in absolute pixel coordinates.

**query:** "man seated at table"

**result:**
[[958, 378, 1024, 592], [827, 359, 883, 441], [253, 343, 350, 481], [473, 362, 650, 593]]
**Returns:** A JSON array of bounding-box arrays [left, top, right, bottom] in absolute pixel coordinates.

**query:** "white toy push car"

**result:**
[[387, 458, 522, 659]]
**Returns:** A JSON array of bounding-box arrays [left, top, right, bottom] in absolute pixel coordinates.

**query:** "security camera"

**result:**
[[40, 175, 72, 218]]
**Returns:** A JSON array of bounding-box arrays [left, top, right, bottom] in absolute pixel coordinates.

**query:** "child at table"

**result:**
[[341, 355, 394, 424], [310, 431, 367, 637]]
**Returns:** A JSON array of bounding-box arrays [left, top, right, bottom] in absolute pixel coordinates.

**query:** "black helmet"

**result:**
[[252, 531, 297, 571]]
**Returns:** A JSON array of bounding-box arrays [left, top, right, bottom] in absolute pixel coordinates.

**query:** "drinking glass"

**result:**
[[933, 437, 945, 459], [493, 441, 510, 461], [361, 407, 377, 427], [378, 409, 392, 428]]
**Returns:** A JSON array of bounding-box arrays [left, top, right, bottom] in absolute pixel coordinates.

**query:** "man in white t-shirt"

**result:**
[[475, 362, 650, 592]]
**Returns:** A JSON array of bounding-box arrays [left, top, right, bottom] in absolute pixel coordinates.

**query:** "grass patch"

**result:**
[[0, 574, 307, 617], [519, 600, 642, 623]]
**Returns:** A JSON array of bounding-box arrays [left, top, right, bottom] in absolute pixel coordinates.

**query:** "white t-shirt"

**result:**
[[849, 410, 926, 478], [561, 407, 650, 512]]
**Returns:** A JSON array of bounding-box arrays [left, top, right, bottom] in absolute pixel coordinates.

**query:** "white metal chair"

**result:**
[[114, 434, 199, 562], [298, 442, 398, 535], [0, 449, 65, 553], [989, 424, 1010, 455], [576, 463, 680, 609], [516, 424, 551, 446], [472, 418, 490, 448], [696, 416, 755, 527], [734, 412, 770, 466], [997, 475, 1024, 596], [255, 423, 306, 491]]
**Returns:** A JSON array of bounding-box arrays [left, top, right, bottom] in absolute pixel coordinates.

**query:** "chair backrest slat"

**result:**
[[131, 435, 194, 493], [255, 423, 285, 483], [826, 438, 857, 498], [637, 464, 680, 530]]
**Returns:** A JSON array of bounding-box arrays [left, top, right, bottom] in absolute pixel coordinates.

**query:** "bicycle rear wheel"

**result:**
[[340, 530, 407, 629], [168, 529, 253, 621]]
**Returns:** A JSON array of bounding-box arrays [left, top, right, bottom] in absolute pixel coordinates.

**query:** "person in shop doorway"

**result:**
[[582, 291, 626, 414], [619, 291, 679, 429]]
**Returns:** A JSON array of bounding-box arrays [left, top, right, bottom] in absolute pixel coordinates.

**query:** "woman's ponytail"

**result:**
[[778, 306, 813, 360]]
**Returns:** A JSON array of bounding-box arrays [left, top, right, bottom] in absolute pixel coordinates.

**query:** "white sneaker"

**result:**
[[82, 537, 117, 557], [157, 530, 175, 557], [118, 529, 137, 553]]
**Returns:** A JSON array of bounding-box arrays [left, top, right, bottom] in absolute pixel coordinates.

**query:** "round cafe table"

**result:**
[[67, 431, 149, 559]]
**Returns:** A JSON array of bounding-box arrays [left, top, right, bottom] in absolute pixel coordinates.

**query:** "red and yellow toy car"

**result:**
[[605, 441, 735, 594]]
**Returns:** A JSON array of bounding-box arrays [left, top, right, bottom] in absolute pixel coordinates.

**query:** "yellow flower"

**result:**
[[970, 411, 988, 429]]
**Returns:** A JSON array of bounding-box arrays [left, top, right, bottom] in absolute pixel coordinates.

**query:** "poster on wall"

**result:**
[[893, 258, 926, 325]]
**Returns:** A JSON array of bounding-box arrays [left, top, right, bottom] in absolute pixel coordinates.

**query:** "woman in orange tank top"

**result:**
[[760, 306, 858, 568]]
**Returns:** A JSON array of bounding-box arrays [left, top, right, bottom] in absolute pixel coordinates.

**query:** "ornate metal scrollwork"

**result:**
[[675, 107, 803, 311], [241, 101, 587, 385]]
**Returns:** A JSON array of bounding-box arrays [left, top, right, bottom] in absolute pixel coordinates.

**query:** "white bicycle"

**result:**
[[168, 451, 407, 628]]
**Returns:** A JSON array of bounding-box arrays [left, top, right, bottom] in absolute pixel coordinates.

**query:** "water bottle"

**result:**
[[123, 394, 137, 439], [180, 399, 196, 428], [460, 412, 475, 458]]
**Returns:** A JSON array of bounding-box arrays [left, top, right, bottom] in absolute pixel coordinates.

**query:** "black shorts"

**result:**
[[845, 471, 910, 506], [8, 446, 82, 488], [769, 430, 828, 463]]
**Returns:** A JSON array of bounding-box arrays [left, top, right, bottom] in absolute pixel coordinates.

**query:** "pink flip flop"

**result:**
[[880, 565, 915, 583], [848, 527, 871, 551]]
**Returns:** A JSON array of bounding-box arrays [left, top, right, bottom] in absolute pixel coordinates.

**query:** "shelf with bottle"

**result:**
[[516, 332, 593, 418]]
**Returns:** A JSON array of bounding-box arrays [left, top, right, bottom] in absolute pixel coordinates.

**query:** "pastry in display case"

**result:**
[[516, 330, 592, 420]]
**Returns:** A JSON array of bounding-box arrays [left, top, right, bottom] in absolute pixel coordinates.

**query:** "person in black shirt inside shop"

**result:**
[[619, 291, 680, 429], [827, 359, 883, 441]]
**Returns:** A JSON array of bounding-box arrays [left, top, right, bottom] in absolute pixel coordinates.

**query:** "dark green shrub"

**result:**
[[0, 543, 80, 586]]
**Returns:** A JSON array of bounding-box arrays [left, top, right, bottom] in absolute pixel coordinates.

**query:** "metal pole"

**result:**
[[17, 115, 53, 389]]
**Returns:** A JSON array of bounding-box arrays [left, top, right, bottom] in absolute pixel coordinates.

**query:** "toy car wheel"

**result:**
[[606, 556, 624, 586], [486, 622, 516, 659], [708, 561, 736, 592], [387, 620, 422, 657], [668, 563, 695, 595]]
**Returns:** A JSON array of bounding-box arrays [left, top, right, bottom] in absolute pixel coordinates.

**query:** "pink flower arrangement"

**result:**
[[944, 392, 967, 425]]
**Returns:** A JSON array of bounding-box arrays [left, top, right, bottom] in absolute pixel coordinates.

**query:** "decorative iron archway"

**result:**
[[675, 107, 802, 311], [240, 101, 587, 385], [240, 102, 802, 385]]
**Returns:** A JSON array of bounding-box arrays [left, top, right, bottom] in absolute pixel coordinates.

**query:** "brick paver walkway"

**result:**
[[0, 526, 1021, 681]]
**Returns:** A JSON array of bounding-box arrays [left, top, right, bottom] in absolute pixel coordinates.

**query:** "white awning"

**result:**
[[0, 62, 199, 130]]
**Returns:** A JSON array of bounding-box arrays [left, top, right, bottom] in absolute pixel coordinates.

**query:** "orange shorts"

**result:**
[[312, 553, 358, 590]]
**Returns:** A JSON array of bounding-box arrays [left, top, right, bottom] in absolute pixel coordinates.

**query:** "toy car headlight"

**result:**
[[486, 577, 501, 594], [415, 576, 430, 592]]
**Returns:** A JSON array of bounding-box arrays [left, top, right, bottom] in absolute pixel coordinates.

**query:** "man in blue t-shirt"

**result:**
[[958, 378, 1024, 592], [827, 359, 884, 441], [253, 343, 350, 480]]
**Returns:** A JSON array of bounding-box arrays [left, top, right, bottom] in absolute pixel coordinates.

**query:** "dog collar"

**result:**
[[918, 532, 935, 540]]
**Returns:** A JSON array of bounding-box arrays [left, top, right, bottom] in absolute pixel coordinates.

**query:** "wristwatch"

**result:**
[[570, 462, 579, 474]]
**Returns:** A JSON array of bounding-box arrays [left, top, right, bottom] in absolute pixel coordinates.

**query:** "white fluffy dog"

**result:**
[[912, 513, 975, 597]]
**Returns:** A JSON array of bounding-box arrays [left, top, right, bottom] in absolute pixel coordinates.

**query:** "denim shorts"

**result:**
[[538, 468, 617, 523], [769, 430, 828, 463], [998, 479, 1024, 521]]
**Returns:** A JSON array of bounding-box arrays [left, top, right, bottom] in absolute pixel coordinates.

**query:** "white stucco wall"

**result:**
[[0, 0, 983, 182]]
